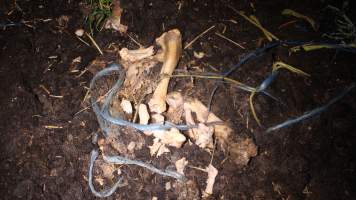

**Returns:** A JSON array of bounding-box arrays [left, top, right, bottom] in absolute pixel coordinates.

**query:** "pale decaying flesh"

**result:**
[[166, 91, 184, 108], [121, 53, 157, 96], [194, 123, 214, 149], [184, 98, 232, 150], [203, 164, 218, 197], [119, 38, 157, 100], [148, 29, 182, 113], [175, 157, 188, 175], [166, 91, 184, 123]]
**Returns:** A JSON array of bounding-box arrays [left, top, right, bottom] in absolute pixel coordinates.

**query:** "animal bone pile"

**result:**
[[88, 29, 257, 198], [118, 29, 234, 156]]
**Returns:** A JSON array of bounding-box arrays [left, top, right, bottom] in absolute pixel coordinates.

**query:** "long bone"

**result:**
[[148, 29, 182, 113]]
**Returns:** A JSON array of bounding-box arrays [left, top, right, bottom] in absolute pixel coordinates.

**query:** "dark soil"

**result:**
[[1, 0, 356, 199]]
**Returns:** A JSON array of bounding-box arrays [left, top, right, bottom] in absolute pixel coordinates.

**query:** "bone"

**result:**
[[184, 98, 232, 151], [148, 29, 182, 113], [119, 46, 154, 62], [175, 157, 188, 175], [144, 113, 164, 136], [104, 0, 127, 33], [203, 164, 218, 197], [120, 99, 133, 114], [149, 138, 170, 157], [160, 127, 186, 148], [138, 104, 150, 125]]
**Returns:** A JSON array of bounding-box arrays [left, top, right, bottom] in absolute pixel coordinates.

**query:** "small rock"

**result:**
[[165, 182, 172, 191], [193, 51, 205, 59], [75, 29, 84, 37]]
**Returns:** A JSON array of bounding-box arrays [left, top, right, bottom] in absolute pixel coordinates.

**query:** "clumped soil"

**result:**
[[1, 0, 356, 200]]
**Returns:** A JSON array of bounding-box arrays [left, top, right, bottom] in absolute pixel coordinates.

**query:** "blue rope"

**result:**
[[89, 63, 200, 136], [266, 83, 356, 132]]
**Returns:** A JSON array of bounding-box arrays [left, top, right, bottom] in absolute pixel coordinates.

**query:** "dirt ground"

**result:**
[[1, 0, 356, 199]]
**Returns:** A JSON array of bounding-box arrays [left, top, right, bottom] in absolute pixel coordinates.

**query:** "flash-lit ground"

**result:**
[[1, 0, 356, 199]]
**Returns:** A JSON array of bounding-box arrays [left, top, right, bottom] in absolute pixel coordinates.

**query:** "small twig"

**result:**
[[39, 84, 51, 95], [49, 94, 64, 99], [132, 93, 148, 123], [169, 74, 256, 92], [85, 33, 104, 55], [74, 106, 91, 116], [76, 36, 91, 46], [127, 34, 143, 48], [202, 62, 219, 72], [82, 87, 91, 104], [44, 125, 64, 129], [75, 86, 115, 116], [249, 91, 261, 127], [76, 68, 89, 78], [228, 6, 278, 41], [208, 85, 219, 111], [184, 25, 215, 49], [209, 138, 217, 165], [187, 165, 206, 172], [278, 20, 298, 30], [215, 32, 245, 49], [39, 84, 63, 98]]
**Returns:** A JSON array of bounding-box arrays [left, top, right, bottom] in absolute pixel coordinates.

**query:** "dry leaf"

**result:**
[[230, 138, 258, 166]]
